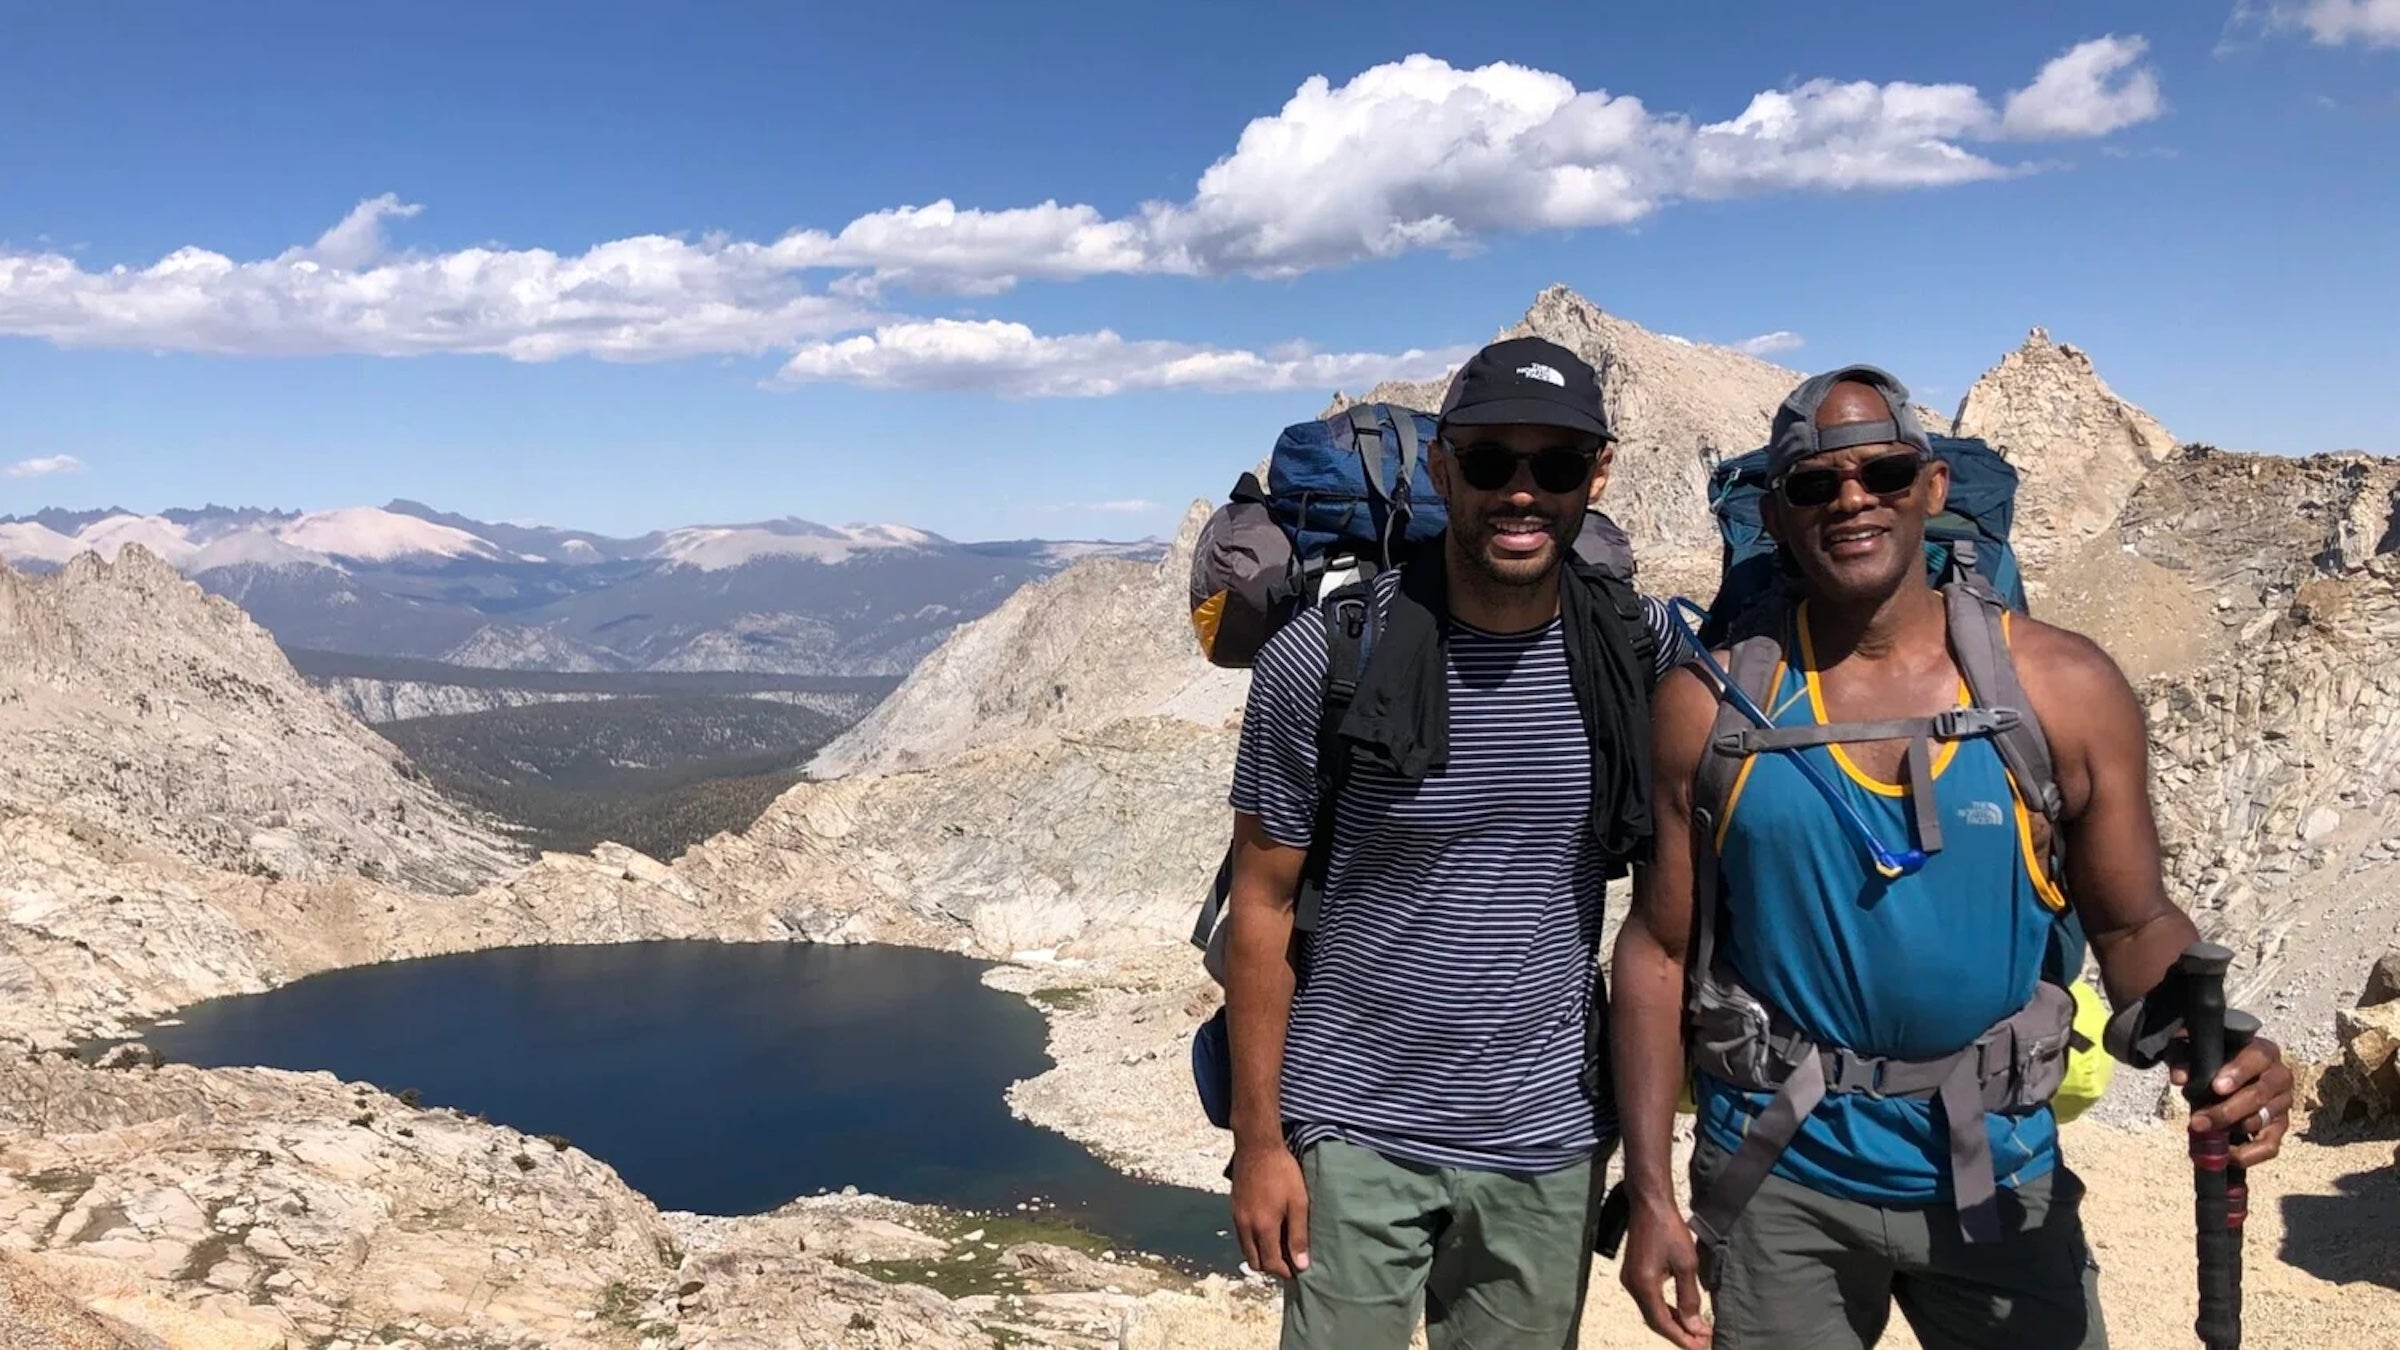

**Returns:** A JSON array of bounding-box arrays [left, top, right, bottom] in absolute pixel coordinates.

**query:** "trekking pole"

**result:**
[[2177, 942, 2259, 1350]]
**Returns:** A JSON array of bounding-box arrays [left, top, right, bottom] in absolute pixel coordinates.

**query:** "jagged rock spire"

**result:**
[[1953, 327, 2177, 564]]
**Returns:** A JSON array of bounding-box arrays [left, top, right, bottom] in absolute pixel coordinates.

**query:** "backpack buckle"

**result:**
[[1929, 707, 2019, 741], [1826, 1049, 1888, 1098]]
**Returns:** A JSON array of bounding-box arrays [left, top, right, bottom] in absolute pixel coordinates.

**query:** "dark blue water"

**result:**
[[136, 941, 1236, 1269]]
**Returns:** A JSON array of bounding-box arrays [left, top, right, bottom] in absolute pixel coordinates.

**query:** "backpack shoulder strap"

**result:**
[[1942, 578, 2076, 945], [1294, 570, 1379, 937], [1688, 615, 1786, 982], [1194, 567, 1379, 966], [1690, 616, 1786, 839], [1576, 565, 1656, 677], [1943, 580, 2063, 828]]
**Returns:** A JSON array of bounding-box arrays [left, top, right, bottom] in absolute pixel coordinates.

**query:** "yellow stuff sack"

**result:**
[[2052, 979, 2114, 1123]]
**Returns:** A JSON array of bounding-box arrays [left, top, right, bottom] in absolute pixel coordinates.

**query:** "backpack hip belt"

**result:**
[[1687, 969, 2074, 1249]]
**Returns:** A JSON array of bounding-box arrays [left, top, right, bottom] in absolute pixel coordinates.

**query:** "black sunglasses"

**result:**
[[1773, 450, 1925, 509], [1449, 442, 1598, 495]]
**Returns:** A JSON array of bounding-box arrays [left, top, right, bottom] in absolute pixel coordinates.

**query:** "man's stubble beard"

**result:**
[[1451, 508, 1580, 590]]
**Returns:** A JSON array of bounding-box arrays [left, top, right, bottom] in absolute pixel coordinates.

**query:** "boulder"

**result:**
[[2320, 1000, 2400, 1124], [2362, 949, 2400, 1009], [92, 1043, 160, 1071]]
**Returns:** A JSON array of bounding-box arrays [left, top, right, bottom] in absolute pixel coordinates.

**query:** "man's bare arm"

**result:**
[[1611, 663, 1717, 1350], [2015, 620, 2294, 1163], [1614, 664, 1713, 1200], [1224, 811, 1307, 1149], [2013, 622, 2197, 1003], [1223, 810, 1314, 1277]]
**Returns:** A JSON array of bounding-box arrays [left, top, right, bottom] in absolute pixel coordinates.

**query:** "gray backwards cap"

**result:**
[[1767, 364, 1932, 479]]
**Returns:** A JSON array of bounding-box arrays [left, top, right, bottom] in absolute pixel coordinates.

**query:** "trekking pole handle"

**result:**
[[2177, 941, 2241, 1350]]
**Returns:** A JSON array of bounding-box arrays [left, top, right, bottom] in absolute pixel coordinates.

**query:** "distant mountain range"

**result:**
[[0, 501, 1164, 675]]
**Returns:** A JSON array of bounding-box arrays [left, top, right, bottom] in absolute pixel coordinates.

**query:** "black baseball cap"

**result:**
[[1436, 337, 1615, 442]]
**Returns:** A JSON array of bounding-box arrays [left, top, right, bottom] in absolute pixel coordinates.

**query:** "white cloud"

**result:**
[[775, 318, 1466, 398], [2270, 0, 2400, 45], [2001, 36, 2166, 139], [1733, 331, 1805, 357], [4, 454, 85, 478], [1685, 77, 2004, 197], [776, 200, 1152, 295], [0, 41, 2170, 371], [307, 192, 424, 269], [1050, 498, 1162, 515], [0, 207, 875, 361]]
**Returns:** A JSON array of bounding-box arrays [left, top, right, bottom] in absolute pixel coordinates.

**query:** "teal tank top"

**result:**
[[1695, 607, 2064, 1207]]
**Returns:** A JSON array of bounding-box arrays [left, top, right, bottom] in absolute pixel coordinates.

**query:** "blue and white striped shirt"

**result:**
[[1229, 575, 1682, 1173]]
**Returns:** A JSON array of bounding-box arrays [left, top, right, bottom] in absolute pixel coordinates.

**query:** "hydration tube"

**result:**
[[1664, 597, 1929, 880]]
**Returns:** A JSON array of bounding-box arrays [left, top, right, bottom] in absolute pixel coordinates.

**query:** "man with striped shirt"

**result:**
[[1222, 336, 1679, 1349]]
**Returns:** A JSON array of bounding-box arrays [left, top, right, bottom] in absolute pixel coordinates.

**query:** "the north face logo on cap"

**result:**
[[1516, 363, 1566, 387]]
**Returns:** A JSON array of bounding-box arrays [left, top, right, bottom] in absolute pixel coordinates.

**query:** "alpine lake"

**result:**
[[123, 941, 1237, 1271]]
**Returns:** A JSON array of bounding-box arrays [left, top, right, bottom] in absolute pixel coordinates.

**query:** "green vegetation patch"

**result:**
[[1025, 986, 1094, 1012], [378, 695, 856, 859], [22, 1168, 95, 1196], [838, 1205, 1185, 1300]]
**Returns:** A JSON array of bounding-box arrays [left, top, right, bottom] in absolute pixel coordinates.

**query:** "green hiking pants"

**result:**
[[1691, 1139, 2107, 1349], [1280, 1138, 1603, 1350]]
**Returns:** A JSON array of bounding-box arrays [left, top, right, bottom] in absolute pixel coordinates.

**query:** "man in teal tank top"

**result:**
[[1610, 366, 2298, 1349]]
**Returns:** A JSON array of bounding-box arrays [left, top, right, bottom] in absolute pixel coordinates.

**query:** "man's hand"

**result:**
[[1619, 1194, 1710, 1349], [2174, 1033, 2296, 1168], [1230, 1142, 1310, 1280]]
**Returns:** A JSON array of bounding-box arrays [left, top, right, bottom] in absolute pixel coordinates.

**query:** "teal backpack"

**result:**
[[1690, 431, 2090, 1060], [1697, 435, 2027, 649]]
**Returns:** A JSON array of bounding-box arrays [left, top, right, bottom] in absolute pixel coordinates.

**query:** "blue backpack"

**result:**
[[1697, 435, 2026, 650], [1188, 403, 1446, 669], [1184, 402, 1446, 1134]]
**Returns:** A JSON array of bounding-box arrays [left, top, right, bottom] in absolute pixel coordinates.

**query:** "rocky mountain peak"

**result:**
[[1331, 284, 1803, 572], [0, 547, 516, 893], [1953, 326, 2178, 564], [1161, 497, 1213, 577]]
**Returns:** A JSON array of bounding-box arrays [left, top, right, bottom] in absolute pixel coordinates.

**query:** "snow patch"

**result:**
[[651, 523, 934, 570], [0, 521, 90, 566], [277, 507, 501, 562], [187, 530, 333, 572]]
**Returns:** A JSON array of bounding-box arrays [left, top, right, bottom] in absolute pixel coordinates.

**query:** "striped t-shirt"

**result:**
[[1229, 574, 1682, 1173]]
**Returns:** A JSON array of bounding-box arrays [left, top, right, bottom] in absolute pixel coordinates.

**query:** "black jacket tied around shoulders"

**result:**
[[1329, 538, 1657, 873]]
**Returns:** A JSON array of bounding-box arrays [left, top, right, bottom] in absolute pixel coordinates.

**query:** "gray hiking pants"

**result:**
[[1691, 1138, 2107, 1349]]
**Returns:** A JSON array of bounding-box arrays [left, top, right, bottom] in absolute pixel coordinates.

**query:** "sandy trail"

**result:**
[[1126, 1121, 2400, 1350]]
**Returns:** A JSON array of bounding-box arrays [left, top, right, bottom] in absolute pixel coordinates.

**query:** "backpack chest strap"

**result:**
[[1711, 706, 2022, 757], [1688, 976, 2075, 1250], [1713, 704, 2025, 862]]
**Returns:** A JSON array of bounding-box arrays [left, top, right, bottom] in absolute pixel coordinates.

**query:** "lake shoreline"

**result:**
[[110, 938, 1239, 1271]]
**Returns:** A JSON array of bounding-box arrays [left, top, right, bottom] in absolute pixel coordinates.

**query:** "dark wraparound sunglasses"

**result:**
[[1449, 442, 1598, 495], [1773, 450, 1925, 509]]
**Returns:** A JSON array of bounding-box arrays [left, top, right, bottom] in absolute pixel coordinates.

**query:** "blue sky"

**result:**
[[0, 1, 2392, 542]]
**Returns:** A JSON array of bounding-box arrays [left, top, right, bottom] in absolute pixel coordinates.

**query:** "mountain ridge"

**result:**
[[1, 284, 2396, 1350], [0, 501, 1167, 675]]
